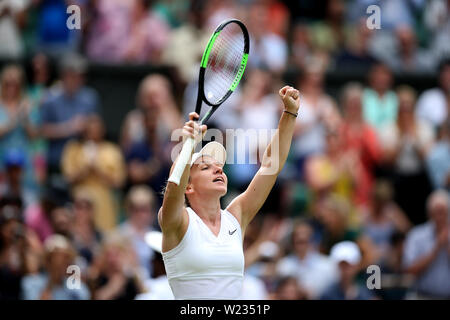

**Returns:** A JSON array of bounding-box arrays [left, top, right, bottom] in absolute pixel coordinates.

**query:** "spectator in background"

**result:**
[[320, 241, 376, 300], [19, 0, 40, 55], [0, 197, 42, 300], [118, 185, 157, 280], [124, 108, 171, 200], [41, 53, 100, 177], [135, 231, 174, 300], [62, 114, 125, 232], [347, 0, 419, 31], [361, 180, 411, 263], [85, 0, 169, 63], [161, 0, 210, 82], [228, 68, 279, 193], [25, 176, 71, 244], [239, 271, 269, 300], [377, 25, 434, 73], [339, 83, 380, 208], [21, 234, 90, 300], [152, 0, 189, 28], [27, 53, 52, 189], [292, 60, 340, 178], [48, 201, 73, 239], [87, 233, 145, 300], [71, 189, 102, 266], [317, 194, 379, 269], [309, 0, 348, 56], [0, 65, 40, 206], [334, 18, 377, 72], [84, 0, 133, 62], [289, 22, 315, 71], [415, 58, 450, 129], [362, 63, 398, 136], [24, 188, 56, 243], [244, 215, 287, 293], [426, 119, 450, 191], [269, 276, 307, 300], [276, 219, 337, 299], [0, 149, 27, 203], [378, 231, 414, 300], [403, 190, 450, 299], [0, 0, 27, 59], [34, 0, 81, 58], [379, 86, 434, 225], [242, 215, 286, 298], [425, 0, 450, 64], [236, 68, 280, 132], [121, 0, 170, 63], [305, 127, 356, 205], [203, 0, 237, 33], [120, 74, 181, 152], [244, 1, 288, 73], [262, 0, 290, 39]]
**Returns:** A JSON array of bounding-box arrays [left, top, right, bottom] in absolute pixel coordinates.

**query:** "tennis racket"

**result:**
[[168, 19, 250, 185]]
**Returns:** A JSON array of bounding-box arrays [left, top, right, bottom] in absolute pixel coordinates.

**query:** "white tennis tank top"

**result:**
[[162, 207, 245, 300]]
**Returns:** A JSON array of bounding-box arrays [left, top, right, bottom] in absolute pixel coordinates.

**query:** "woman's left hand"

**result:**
[[279, 86, 300, 114]]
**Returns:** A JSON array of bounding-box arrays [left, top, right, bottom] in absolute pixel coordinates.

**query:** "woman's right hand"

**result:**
[[182, 112, 207, 144]]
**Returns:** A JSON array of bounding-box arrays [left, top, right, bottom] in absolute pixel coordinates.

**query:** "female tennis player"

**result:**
[[159, 85, 300, 300]]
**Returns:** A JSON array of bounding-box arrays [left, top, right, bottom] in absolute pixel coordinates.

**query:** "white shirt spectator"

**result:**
[[239, 273, 268, 300], [0, 0, 28, 59], [249, 34, 288, 72], [378, 121, 435, 174], [135, 276, 174, 300], [403, 222, 450, 298], [293, 94, 336, 158], [276, 251, 338, 299], [415, 88, 448, 128]]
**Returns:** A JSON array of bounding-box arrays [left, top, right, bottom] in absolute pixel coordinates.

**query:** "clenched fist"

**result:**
[[182, 112, 207, 144], [279, 86, 301, 114]]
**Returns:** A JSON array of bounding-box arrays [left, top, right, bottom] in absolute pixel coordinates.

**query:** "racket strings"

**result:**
[[204, 24, 245, 104]]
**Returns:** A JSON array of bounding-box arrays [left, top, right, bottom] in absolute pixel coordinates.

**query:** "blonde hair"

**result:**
[[125, 185, 156, 212], [341, 82, 363, 105], [44, 234, 76, 262]]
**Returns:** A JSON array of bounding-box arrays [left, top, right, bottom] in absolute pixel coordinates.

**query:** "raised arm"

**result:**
[[227, 86, 300, 232], [158, 113, 206, 250]]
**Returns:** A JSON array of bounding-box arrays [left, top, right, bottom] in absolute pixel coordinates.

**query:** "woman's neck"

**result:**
[[190, 197, 222, 225]]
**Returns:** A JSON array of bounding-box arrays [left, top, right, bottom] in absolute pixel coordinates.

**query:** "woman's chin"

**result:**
[[211, 183, 227, 194]]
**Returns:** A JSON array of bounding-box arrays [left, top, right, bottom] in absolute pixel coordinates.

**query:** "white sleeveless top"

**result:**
[[162, 207, 245, 300]]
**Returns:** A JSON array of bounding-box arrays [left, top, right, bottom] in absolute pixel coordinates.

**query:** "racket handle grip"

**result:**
[[168, 137, 195, 186]]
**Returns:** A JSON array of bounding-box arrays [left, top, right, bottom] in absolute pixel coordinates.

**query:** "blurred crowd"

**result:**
[[0, 0, 449, 300]]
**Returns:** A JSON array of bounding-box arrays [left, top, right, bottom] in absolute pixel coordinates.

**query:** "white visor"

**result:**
[[190, 141, 227, 166]]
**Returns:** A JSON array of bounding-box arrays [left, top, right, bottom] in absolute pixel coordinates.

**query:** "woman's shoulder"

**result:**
[[222, 208, 242, 228]]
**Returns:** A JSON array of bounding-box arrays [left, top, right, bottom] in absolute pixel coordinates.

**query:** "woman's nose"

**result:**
[[214, 166, 223, 174]]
